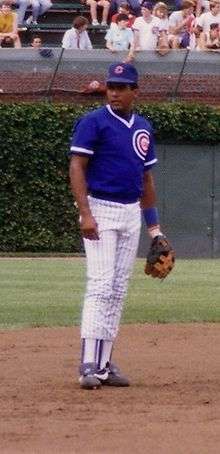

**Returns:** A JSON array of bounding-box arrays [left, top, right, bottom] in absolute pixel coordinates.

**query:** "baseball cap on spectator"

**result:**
[[141, 1, 154, 10], [106, 62, 138, 85]]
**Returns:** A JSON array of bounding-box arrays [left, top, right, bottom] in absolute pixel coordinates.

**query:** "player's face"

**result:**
[[106, 83, 138, 113]]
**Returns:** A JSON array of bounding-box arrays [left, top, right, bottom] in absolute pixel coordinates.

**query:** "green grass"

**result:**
[[0, 258, 220, 329]]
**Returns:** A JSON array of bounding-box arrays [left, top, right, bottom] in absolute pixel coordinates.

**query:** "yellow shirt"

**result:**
[[0, 11, 16, 33]]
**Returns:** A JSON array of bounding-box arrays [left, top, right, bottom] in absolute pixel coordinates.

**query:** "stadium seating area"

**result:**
[[19, 0, 114, 47]]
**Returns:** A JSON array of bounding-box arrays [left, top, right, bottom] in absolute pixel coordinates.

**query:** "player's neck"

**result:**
[[112, 108, 133, 121]]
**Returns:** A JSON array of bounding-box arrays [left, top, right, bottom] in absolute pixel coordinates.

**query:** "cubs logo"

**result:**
[[114, 65, 124, 74], [132, 129, 150, 160]]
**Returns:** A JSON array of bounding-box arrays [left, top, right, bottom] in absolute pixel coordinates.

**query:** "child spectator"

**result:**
[[198, 20, 220, 47], [153, 1, 169, 32], [168, 0, 196, 48], [25, 0, 52, 26], [81, 0, 110, 26], [111, 2, 135, 27], [153, 2, 170, 53], [62, 16, 93, 49], [0, 0, 21, 47], [105, 13, 134, 50]]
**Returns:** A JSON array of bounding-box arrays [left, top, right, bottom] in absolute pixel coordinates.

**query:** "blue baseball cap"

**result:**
[[106, 62, 138, 85]]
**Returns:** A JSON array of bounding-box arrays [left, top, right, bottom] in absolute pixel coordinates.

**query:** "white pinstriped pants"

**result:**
[[81, 196, 141, 341]]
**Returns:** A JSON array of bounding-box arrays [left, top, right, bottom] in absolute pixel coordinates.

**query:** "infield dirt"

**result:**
[[0, 324, 220, 454]]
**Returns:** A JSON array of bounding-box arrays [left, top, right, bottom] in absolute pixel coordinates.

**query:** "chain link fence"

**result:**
[[0, 49, 220, 103]]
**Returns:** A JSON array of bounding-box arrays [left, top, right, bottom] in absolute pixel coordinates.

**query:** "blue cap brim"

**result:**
[[106, 77, 136, 84]]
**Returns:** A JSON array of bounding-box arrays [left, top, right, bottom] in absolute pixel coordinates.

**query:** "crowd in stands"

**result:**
[[0, 0, 220, 53]]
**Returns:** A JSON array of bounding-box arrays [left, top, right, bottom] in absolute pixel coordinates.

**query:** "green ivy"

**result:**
[[0, 102, 219, 252]]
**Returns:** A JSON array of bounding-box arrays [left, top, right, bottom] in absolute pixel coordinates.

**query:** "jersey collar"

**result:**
[[106, 104, 135, 128]]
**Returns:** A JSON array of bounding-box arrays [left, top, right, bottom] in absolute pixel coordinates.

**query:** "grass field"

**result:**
[[0, 258, 220, 329]]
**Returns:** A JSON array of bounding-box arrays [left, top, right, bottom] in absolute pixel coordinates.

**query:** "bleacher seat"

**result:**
[[19, 1, 108, 47]]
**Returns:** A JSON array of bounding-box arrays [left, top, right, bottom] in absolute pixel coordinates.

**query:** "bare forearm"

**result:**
[[69, 156, 99, 240], [140, 171, 157, 209], [69, 157, 91, 217]]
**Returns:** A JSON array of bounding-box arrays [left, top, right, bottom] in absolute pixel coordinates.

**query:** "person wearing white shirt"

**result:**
[[132, 1, 163, 51], [105, 13, 134, 50], [153, 2, 169, 32], [168, 0, 195, 48], [195, 0, 210, 17], [196, 0, 220, 31], [62, 16, 93, 50]]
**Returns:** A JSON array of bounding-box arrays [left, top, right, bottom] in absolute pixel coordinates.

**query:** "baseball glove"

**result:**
[[145, 235, 175, 279]]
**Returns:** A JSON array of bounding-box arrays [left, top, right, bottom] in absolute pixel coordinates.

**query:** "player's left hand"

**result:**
[[145, 234, 175, 279]]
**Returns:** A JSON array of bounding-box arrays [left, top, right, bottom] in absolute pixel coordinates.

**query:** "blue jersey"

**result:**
[[69, 104, 157, 203]]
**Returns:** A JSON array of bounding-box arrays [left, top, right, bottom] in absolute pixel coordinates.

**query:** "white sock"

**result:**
[[81, 338, 113, 369]]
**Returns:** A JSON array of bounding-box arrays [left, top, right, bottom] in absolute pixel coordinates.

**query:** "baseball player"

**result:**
[[69, 62, 172, 390]]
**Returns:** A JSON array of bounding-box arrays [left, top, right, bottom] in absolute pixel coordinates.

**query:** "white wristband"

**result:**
[[147, 225, 162, 239]]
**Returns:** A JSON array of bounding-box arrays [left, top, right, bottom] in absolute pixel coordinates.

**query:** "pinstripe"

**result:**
[[81, 338, 85, 363], [81, 196, 141, 340], [97, 339, 103, 369]]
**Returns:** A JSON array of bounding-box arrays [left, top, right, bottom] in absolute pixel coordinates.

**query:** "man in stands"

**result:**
[[62, 15, 93, 49], [0, 0, 21, 47]]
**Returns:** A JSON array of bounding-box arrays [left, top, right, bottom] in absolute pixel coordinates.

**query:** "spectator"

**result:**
[[30, 34, 42, 47], [11, 0, 29, 27], [188, 20, 203, 48], [105, 13, 134, 51], [195, 0, 210, 17], [110, 0, 141, 17], [111, 2, 135, 27], [168, 0, 195, 49], [198, 20, 220, 47], [153, 2, 169, 32], [62, 16, 93, 49], [25, 0, 52, 26], [0, 0, 21, 47], [195, 0, 220, 31], [153, 2, 170, 53], [132, 1, 163, 51], [81, 0, 110, 26], [175, 0, 210, 12]]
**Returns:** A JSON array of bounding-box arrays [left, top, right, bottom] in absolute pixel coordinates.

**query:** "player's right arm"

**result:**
[[68, 114, 100, 240], [69, 156, 99, 240]]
